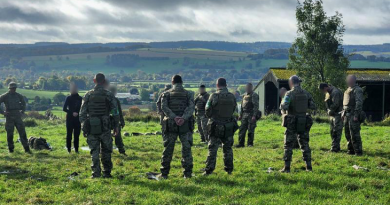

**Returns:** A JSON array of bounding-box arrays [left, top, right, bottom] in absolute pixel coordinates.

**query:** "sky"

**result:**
[[0, 0, 389, 45]]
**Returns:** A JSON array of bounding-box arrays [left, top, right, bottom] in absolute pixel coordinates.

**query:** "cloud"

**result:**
[[0, 0, 388, 44]]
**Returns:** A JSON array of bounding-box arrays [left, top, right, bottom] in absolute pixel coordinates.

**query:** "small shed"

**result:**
[[254, 67, 390, 121]]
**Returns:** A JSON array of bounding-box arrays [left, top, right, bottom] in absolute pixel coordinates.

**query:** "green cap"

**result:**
[[8, 82, 17, 89]]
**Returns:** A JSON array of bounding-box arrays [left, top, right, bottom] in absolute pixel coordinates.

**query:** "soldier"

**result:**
[[319, 83, 343, 152], [159, 75, 195, 179], [109, 85, 127, 156], [203, 78, 238, 176], [342, 75, 364, 156], [194, 85, 210, 143], [156, 84, 172, 126], [80, 73, 120, 178], [0, 82, 31, 153], [280, 76, 316, 173], [237, 83, 259, 147]]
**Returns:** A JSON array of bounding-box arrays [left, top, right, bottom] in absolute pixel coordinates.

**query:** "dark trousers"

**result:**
[[66, 118, 81, 152]]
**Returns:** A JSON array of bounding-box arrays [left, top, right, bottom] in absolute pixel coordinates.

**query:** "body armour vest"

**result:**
[[6, 94, 22, 110], [195, 94, 208, 111], [343, 87, 356, 109], [212, 93, 235, 120], [242, 93, 253, 112], [89, 90, 109, 117], [289, 89, 308, 116], [168, 89, 188, 116]]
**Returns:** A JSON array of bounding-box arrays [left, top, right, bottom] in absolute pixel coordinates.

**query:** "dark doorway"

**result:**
[[359, 82, 386, 121], [265, 81, 278, 114]]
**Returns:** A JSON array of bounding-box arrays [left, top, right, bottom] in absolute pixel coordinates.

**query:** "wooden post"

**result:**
[[383, 82, 385, 119]]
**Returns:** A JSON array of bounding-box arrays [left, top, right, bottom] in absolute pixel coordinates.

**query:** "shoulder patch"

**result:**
[[282, 95, 290, 104]]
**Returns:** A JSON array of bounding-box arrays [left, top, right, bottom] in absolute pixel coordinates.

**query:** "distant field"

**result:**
[[0, 88, 86, 101], [354, 51, 390, 57], [21, 48, 390, 75]]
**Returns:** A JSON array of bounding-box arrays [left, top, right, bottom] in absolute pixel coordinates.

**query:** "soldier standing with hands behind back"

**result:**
[[280, 76, 316, 173], [194, 85, 210, 143], [0, 82, 31, 153], [342, 75, 364, 156], [80, 73, 119, 178], [319, 83, 343, 152], [237, 83, 259, 147], [159, 75, 195, 179]]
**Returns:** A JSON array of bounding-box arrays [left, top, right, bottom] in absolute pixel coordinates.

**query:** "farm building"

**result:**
[[254, 67, 390, 121]]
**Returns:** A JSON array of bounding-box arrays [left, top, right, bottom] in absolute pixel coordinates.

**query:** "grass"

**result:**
[[0, 117, 389, 204]]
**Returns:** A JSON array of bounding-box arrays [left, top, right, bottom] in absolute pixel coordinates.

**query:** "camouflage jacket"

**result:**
[[343, 85, 363, 118], [325, 86, 343, 116], [79, 85, 120, 128], [161, 83, 195, 120], [205, 87, 237, 121], [240, 92, 259, 116], [194, 92, 210, 114], [0, 91, 26, 114], [280, 86, 316, 115]]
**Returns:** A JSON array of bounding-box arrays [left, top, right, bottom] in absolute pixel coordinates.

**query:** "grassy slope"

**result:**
[[0, 118, 389, 204]]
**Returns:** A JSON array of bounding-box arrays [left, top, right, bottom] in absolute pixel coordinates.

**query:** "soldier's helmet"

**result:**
[[8, 82, 17, 89]]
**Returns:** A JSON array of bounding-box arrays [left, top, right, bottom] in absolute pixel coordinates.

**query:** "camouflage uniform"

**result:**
[[280, 86, 316, 168], [194, 92, 210, 142], [343, 85, 364, 155], [160, 84, 195, 177], [80, 85, 119, 178], [325, 87, 343, 152], [114, 97, 126, 154], [0, 86, 30, 152], [204, 87, 237, 174], [238, 92, 259, 146]]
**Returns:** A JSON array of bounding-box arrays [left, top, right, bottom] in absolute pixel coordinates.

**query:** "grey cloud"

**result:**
[[0, 6, 65, 24]]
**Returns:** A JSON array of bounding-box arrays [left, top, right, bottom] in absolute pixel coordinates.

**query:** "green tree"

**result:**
[[53, 92, 66, 105], [288, 0, 349, 107], [140, 89, 150, 101]]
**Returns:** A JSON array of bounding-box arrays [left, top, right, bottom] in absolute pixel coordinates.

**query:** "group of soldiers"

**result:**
[[1, 72, 364, 179]]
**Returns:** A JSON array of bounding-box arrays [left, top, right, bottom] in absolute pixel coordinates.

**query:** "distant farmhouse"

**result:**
[[254, 67, 390, 121], [116, 93, 141, 103]]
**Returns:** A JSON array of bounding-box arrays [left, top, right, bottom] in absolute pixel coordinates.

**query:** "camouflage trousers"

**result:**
[[160, 132, 193, 176], [87, 131, 113, 177], [238, 113, 256, 146], [5, 115, 29, 151], [205, 125, 234, 173], [344, 115, 363, 155], [330, 115, 343, 152], [196, 113, 209, 142], [114, 126, 125, 154], [283, 120, 311, 162]]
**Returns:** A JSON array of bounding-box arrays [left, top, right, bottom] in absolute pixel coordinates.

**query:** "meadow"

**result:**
[[22, 48, 390, 74], [0, 117, 389, 204]]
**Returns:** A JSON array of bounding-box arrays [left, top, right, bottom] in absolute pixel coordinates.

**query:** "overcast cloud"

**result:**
[[0, 0, 389, 44]]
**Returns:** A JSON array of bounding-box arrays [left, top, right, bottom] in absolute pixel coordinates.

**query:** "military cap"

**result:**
[[8, 82, 17, 89], [289, 75, 302, 84], [318, 83, 329, 90], [199, 85, 206, 88]]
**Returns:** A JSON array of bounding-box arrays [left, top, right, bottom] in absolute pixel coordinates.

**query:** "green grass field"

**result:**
[[0, 117, 389, 204]]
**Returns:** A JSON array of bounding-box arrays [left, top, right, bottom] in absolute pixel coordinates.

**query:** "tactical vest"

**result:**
[[89, 90, 109, 117], [6, 94, 22, 110], [242, 93, 253, 112], [195, 94, 207, 111], [168, 89, 188, 116], [289, 90, 308, 116], [343, 87, 356, 108], [212, 93, 235, 120]]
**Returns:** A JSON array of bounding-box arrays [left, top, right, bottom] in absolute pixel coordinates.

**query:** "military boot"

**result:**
[[247, 133, 254, 147], [305, 161, 312, 171], [279, 161, 291, 173], [103, 172, 112, 178]]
